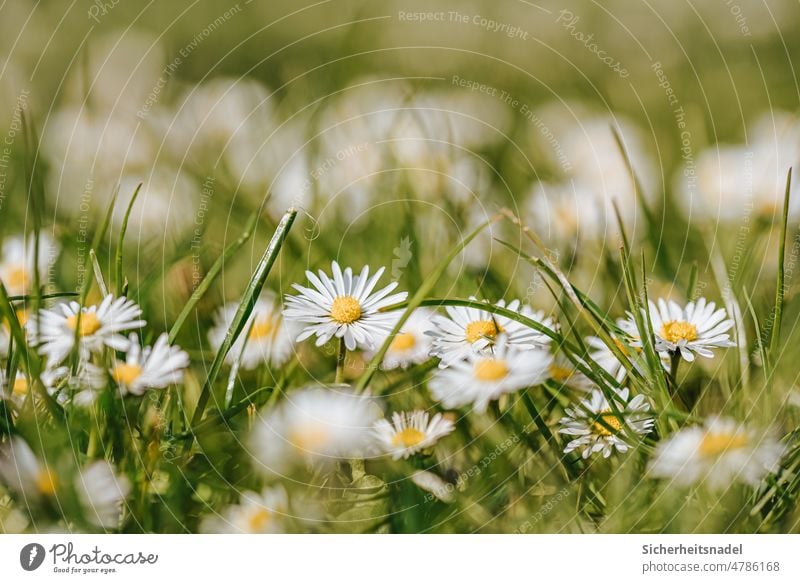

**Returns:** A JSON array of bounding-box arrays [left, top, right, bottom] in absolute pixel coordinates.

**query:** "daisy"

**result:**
[[75, 461, 130, 529], [648, 417, 784, 489], [559, 387, 654, 459], [109, 333, 189, 396], [208, 292, 296, 369], [373, 410, 455, 459], [548, 352, 593, 391], [68, 363, 108, 407], [31, 294, 146, 364], [365, 307, 435, 370], [631, 298, 735, 362], [586, 326, 667, 382], [283, 261, 407, 351], [428, 338, 552, 413], [249, 387, 378, 476], [0, 438, 59, 500], [200, 486, 289, 534], [0, 233, 60, 297], [1, 366, 68, 405], [427, 297, 554, 368]]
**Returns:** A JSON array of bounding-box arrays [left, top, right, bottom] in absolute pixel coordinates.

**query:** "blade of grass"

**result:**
[[189, 208, 297, 430], [114, 182, 143, 294], [768, 167, 792, 362]]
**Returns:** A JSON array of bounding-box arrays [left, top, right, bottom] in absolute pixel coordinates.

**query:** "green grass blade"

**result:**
[[768, 167, 792, 361], [189, 208, 297, 429], [114, 182, 143, 294]]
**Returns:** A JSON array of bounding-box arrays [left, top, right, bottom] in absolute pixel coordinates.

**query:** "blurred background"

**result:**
[[1, 0, 799, 323]]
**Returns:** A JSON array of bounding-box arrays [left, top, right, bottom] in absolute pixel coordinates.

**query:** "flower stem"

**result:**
[[335, 336, 347, 384]]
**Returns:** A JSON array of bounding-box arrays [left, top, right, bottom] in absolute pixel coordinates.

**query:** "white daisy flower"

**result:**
[[427, 297, 554, 368], [109, 333, 189, 396], [75, 461, 130, 529], [559, 387, 654, 459], [249, 387, 378, 476], [648, 417, 784, 489], [208, 292, 296, 369], [68, 363, 109, 407], [365, 307, 435, 370], [373, 410, 455, 459], [586, 324, 667, 382], [0, 233, 60, 297], [428, 338, 552, 413], [200, 486, 289, 534], [1, 366, 68, 405], [283, 261, 408, 351], [630, 298, 735, 362], [31, 294, 146, 364], [548, 352, 593, 391], [0, 438, 59, 499]]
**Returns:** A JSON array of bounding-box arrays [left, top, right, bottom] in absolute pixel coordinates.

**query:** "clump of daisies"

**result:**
[[559, 387, 654, 458], [283, 261, 407, 351], [648, 417, 784, 489]]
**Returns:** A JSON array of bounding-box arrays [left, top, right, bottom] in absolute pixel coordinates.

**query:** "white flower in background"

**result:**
[[648, 417, 784, 489], [200, 486, 289, 534], [427, 297, 554, 368], [559, 387, 654, 459], [1, 366, 68, 405], [365, 307, 434, 370], [68, 363, 108, 407], [429, 338, 552, 413], [208, 293, 296, 369], [31, 295, 146, 364], [373, 410, 455, 459], [675, 111, 800, 223], [75, 461, 130, 529], [110, 333, 189, 396], [0, 233, 60, 296], [631, 298, 736, 362], [0, 438, 59, 499], [284, 261, 407, 351], [527, 112, 655, 245], [585, 326, 666, 381], [249, 387, 378, 476], [411, 470, 455, 503], [547, 352, 593, 391]]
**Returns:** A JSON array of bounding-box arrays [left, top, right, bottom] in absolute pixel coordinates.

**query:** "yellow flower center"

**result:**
[[474, 358, 509, 381], [249, 315, 279, 340], [592, 412, 623, 436], [15, 309, 29, 327], [698, 431, 748, 457], [12, 376, 29, 396], [5, 266, 29, 291], [464, 319, 502, 344], [660, 321, 698, 344], [288, 425, 330, 452], [246, 507, 273, 532], [549, 363, 573, 383], [111, 363, 143, 385], [392, 427, 426, 448], [66, 312, 102, 336], [36, 468, 58, 495], [390, 332, 417, 352], [330, 296, 362, 324]]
